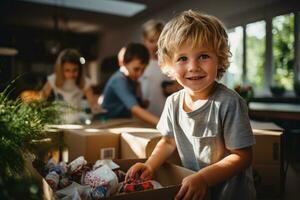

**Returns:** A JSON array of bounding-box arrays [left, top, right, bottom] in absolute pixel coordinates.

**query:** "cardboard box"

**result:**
[[113, 127, 181, 166], [90, 118, 154, 129], [253, 164, 281, 198], [252, 129, 283, 165], [28, 158, 206, 200], [63, 127, 182, 166], [112, 127, 161, 158], [251, 120, 283, 165], [49, 119, 152, 163], [64, 129, 120, 163], [102, 159, 195, 200], [63, 122, 284, 174], [250, 121, 284, 197]]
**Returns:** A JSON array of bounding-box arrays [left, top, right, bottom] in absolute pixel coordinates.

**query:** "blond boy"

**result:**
[[127, 10, 256, 200]]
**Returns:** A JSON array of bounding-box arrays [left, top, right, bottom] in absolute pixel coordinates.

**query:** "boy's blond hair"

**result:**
[[142, 19, 164, 39], [157, 10, 231, 80]]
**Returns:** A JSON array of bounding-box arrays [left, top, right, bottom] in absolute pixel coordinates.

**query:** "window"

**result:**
[[246, 21, 266, 93], [225, 11, 299, 97], [226, 26, 243, 89], [272, 13, 294, 90]]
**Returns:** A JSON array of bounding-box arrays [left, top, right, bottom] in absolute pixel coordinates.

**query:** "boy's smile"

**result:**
[[171, 44, 219, 99], [186, 75, 206, 80]]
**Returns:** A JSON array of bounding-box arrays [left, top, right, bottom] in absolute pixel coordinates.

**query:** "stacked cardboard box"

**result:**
[[63, 127, 181, 166], [251, 121, 284, 197], [63, 129, 120, 163], [46, 118, 155, 163]]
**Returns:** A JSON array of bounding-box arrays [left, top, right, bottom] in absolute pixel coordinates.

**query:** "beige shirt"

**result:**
[[139, 59, 169, 117]]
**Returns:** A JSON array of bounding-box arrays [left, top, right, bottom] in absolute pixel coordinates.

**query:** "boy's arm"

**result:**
[[131, 105, 159, 126], [126, 136, 176, 180], [198, 147, 252, 186], [145, 136, 177, 173], [175, 147, 252, 200]]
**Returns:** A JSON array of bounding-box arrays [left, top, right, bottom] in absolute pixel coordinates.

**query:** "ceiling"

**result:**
[[0, 0, 179, 34]]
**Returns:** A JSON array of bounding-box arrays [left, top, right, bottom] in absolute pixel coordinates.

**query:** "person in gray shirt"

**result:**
[[126, 10, 256, 200]]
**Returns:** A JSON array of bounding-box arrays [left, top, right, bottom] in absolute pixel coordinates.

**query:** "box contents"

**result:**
[[40, 156, 163, 199], [119, 178, 162, 193]]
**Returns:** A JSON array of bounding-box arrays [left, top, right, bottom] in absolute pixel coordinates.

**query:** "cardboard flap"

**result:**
[[110, 127, 159, 135], [120, 131, 161, 159], [25, 157, 56, 200], [154, 163, 194, 186], [253, 129, 283, 136], [91, 118, 153, 129], [250, 120, 283, 131], [113, 159, 147, 171]]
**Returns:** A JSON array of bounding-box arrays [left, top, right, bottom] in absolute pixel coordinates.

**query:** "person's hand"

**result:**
[[175, 173, 208, 200], [125, 162, 154, 182], [91, 104, 107, 114]]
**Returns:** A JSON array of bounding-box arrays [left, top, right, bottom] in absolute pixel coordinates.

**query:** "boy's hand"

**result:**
[[175, 173, 208, 200], [125, 162, 154, 182]]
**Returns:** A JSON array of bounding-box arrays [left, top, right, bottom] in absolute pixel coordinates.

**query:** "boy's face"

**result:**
[[124, 58, 147, 81], [63, 62, 79, 80], [143, 32, 161, 59], [170, 44, 219, 99]]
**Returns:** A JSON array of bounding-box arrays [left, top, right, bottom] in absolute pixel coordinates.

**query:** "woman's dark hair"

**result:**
[[123, 43, 150, 65]]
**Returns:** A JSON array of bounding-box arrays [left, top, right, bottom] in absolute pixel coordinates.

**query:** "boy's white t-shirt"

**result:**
[[47, 74, 91, 123], [157, 83, 256, 200], [139, 59, 169, 117]]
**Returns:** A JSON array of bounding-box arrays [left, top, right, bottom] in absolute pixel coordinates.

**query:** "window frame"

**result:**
[[227, 11, 300, 97]]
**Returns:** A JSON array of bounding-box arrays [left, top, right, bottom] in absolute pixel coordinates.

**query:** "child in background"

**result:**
[[126, 10, 256, 200], [117, 46, 149, 109], [140, 19, 180, 117], [101, 43, 159, 126], [40, 48, 99, 123]]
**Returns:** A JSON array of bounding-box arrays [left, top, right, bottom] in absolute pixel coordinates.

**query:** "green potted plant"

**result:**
[[270, 74, 287, 97], [270, 84, 286, 97], [0, 87, 61, 199]]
